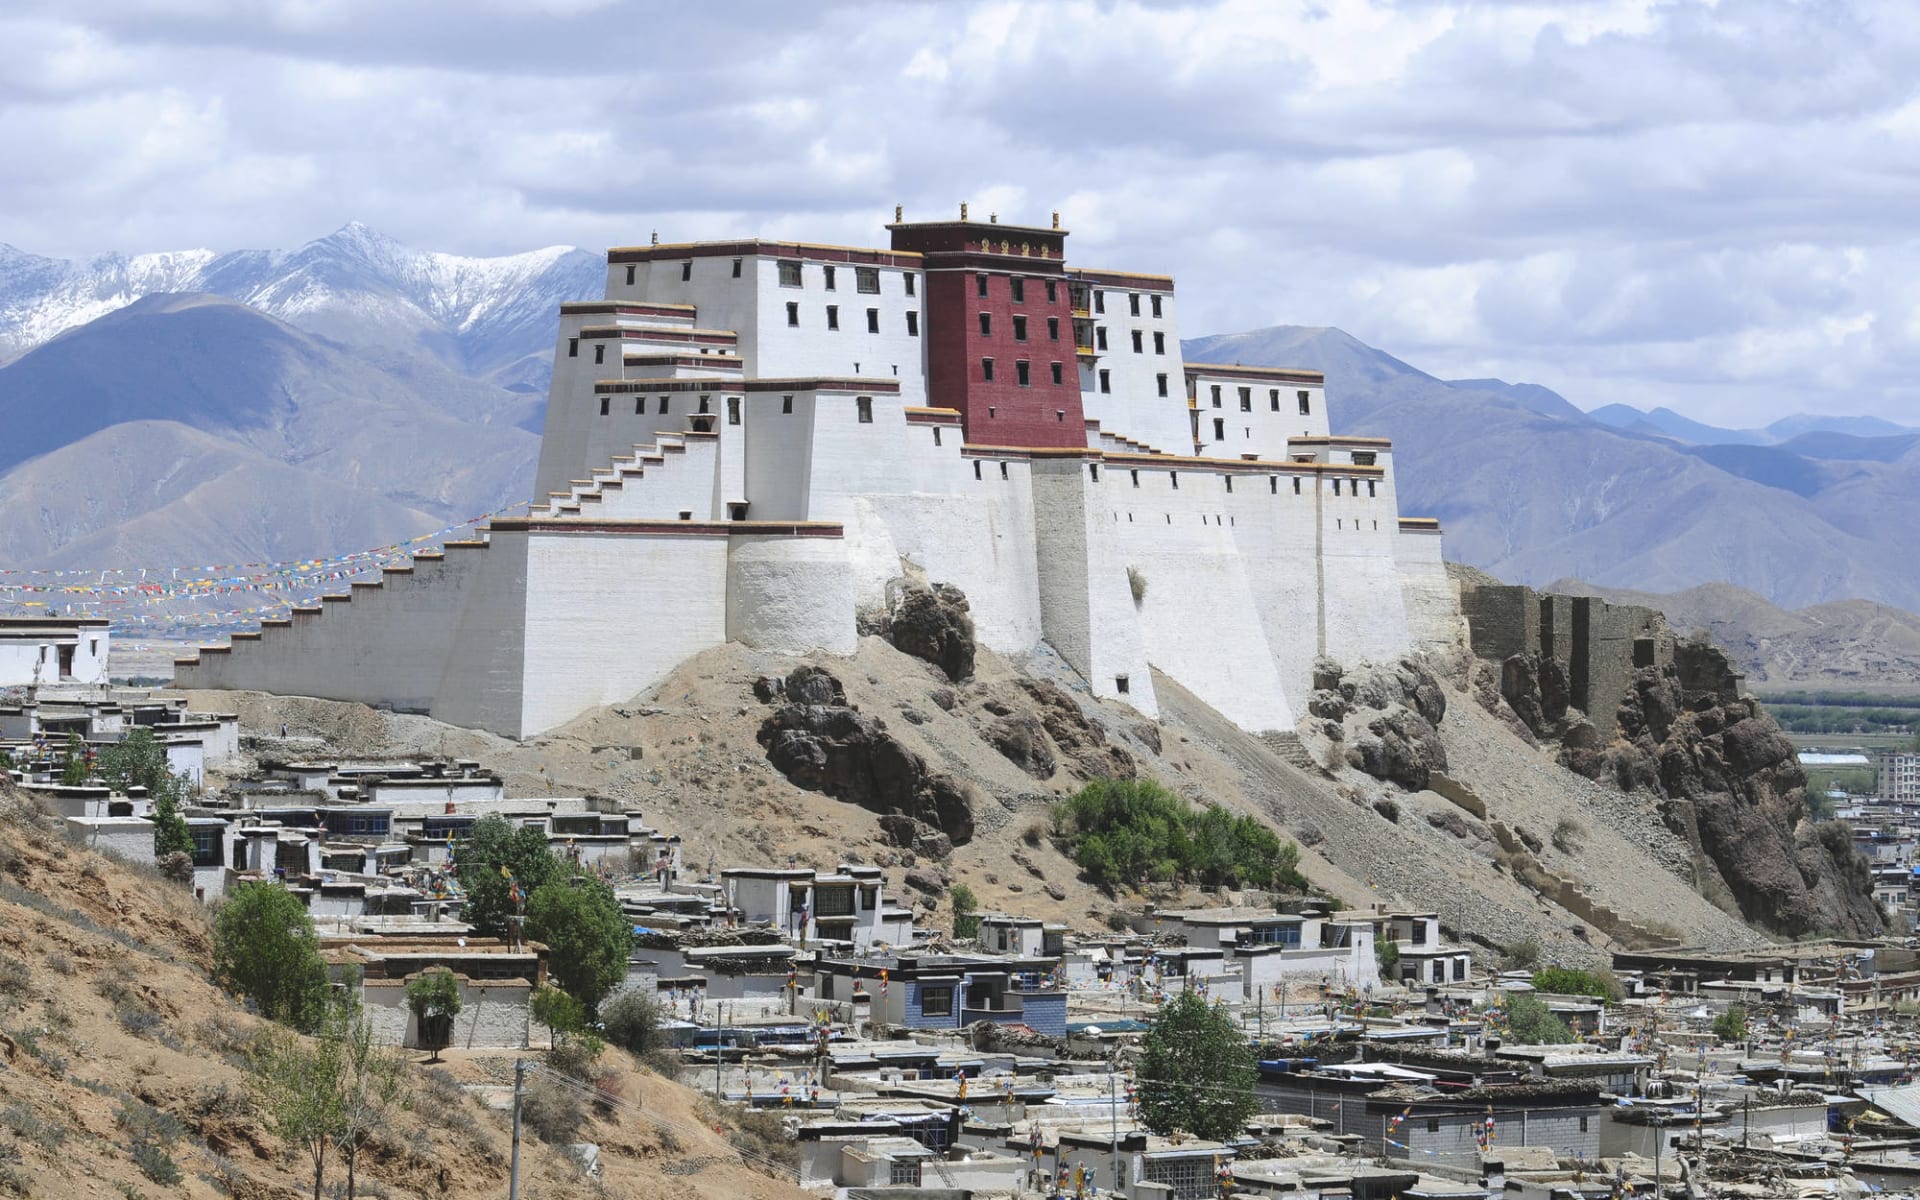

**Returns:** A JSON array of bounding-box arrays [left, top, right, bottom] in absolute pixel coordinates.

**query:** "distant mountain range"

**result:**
[[1, 228, 1915, 633], [1184, 327, 1920, 616]]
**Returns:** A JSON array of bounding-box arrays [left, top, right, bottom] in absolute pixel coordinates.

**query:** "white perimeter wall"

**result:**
[[363, 979, 532, 1049], [727, 534, 857, 655]]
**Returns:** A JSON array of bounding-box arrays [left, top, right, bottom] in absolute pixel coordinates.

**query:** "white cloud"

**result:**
[[3, 0, 1919, 424]]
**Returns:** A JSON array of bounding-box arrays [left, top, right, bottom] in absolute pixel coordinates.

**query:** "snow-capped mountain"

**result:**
[[0, 223, 605, 391]]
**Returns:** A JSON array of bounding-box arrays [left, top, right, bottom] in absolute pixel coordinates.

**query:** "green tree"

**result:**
[[530, 984, 586, 1044], [1712, 1005, 1748, 1044], [59, 733, 90, 785], [1375, 938, 1400, 977], [1500, 993, 1573, 1045], [405, 968, 463, 1063], [97, 729, 195, 858], [332, 1007, 410, 1200], [1053, 779, 1306, 891], [213, 881, 333, 1032], [1531, 967, 1622, 1002], [249, 1023, 346, 1200], [600, 989, 668, 1063], [950, 883, 980, 940], [524, 872, 631, 1016], [1136, 988, 1258, 1141], [454, 817, 563, 938]]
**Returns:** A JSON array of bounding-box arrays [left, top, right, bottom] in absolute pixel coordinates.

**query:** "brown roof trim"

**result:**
[[887, 219, 1066, 238], [904, 406, 963, 424], [560, 300, 695, 315], [1184, 362, 1325, 383], [1287, 435, 1392, 447], [1398, 517, 1442, 530], [919, 252, 1068, 276], [489, 518, 844, 539], [607, 240, 922, 268], [621, 353, 746, 369], [578, 325, 738, 342], [1067, 267, 1176, 293]]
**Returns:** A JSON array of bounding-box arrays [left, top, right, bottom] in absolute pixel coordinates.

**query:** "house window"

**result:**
[[1269, 477, 1277, 494], [933, 427, 942, 445], [973, 461, 982, 480], [1116, 674, 1130, 693], [1131, 329, 1143, 353], [1129, 292, 1141, 316], [1156, 374, 1168, 397], [1016, 360, 1031, 387], [1000, 461, 1009, 479], [826, 305, 839, 330], [1333, 479, 1342, 496], [1226, 475, 1233, 492], [1153, 331, 1165, 354], [857, 396, 873, 423], [1353, 451, 1376, 466], [856, 266, 880, 293], [1099, 369, 1111, 394], [1096, 326, 1108, 351], [1094, 290, 1106, 313], [982, 358, 995, 381], [732, 258, 742, 277], [1293, 477, 1301, 494], [728, 398, 741, 425], [782, 395, 794, 414], [1170, 471, 1179, 489], [1239, 387, 1251, 411], [905, 311, 919, 336], [1298, 390, 1312, 415], [594, 343, 605, 364], [904, 272, 916, 296], [978, 312, 992, 336], [680, 260, 692, 281], [599, 397, 609, 416], [1270, 388, 1280, 411], [1131, 470, 1139, 487], [823, 265, 836, 290], [1048, 316, 1060, 340], [1013, 315, 1028, 341], [1051, 362, 1064, 385], [567, 337, 578, 358], [1580, 1115, 1590, 1133], [867, 308, 880, 333], [1212, 418, 1224, 440], [1211, 385, 1222, 407], [786, 301, 800, 326], [890, 1161, 922, 1186], [1428, 1118, 1441, 1134], [779, 261, 803, 287], [976, 273, 989, 298], [658, 396, 669, 414], [1046, 279, 1057, 302], [1151, 294, 1163, 318], [698, 395, 711, 413], [634, 398, 643, 414], [625, 264, 636, 285], [1011, 276, 1026, 303]]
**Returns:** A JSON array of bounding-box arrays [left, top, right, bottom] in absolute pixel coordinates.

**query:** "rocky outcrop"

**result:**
[[1013, 678, 1135, 781], [1560, 639, 1881, 938], [881, 581, 976, 682], [986, 712, 1056, 779], [755, 666, 974, 846], [1317, 657, 1450, 791]]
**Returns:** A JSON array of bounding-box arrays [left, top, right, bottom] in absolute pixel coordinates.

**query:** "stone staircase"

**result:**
[[1259, 730, 1322, 773], [535, 428, 721, 521]]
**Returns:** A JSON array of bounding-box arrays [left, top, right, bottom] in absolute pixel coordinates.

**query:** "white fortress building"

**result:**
[[177, 210, 1455, 739]]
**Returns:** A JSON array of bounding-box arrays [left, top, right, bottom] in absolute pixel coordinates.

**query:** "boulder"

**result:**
[[1015, 677, 1135, 780], [888, 582, 976, 682], [1344, 705, 1448, 791], [987, 713, 1057, 779]]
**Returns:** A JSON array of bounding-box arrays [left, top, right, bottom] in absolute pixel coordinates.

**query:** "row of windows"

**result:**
[[977, 313, 1064, 341], [976, 274, 1058, 304], [772, 261, 915, 295], [1084, 288, 1165, 319], [783, 302, 920, 336], [1205, 384, 1314, 415], [1094, 368, 1177, 397], [597, 393, 876, 425], [979, 358, 1065, 386]]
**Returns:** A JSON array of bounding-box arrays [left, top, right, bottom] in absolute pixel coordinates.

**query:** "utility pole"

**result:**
[[1109, 1064, 1121, 1196], [509, 1059, 526, 1200]]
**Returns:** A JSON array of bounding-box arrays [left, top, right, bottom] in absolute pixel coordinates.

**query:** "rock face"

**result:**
[[1560, 639, 1881, 938], [756, 666, 974, 846], [886, 582, 976, 682], [1320, 657, 1450, 791]]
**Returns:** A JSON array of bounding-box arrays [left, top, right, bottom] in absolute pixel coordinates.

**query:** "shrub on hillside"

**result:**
[[1531, 966, 1621, 1001], [1050, 779, 1305, 891], [212, 881, 332, 1031]]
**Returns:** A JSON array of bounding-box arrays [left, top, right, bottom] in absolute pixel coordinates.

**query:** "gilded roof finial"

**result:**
[[1052, 211, 1060, 230], [894, 204, 903, 223], [960, 202, 968, 221], [650, 229, 658, 246]]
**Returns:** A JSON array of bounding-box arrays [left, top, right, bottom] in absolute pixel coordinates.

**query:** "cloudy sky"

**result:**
[[4, 0, 1918, 425]]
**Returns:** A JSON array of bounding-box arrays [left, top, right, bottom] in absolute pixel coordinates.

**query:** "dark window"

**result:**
[[1212, 417, 1224, 439], [1129, 292, 1141, 316], [978, 312, 992, 336], [1333, 479, 1342, 496], [1211, 384, 1222, 407], [906, 311, 919, 336], [1428, 1118, 1441, 1134], [1011, 276, 1026, 303], [1094, 290, 1105, 313], [822, 264, 836, 290], [826, 305, 839, 330], [1298, 390, 1312, 415], [782, 395, 794, 414], [1270, 388, 1280, 411], [732, 258, 742, 277], [1096, 326, 1108, 351], [1115, 675, 1130, 694], [658, 396, 669, 414], [599, 397, 609, 416], [1171, 471, 1179, 489], [1156, 373, 1168, 397], [1580, 1116, 1589, 1133], [1153, 331, 1165, 355], [1293, 477, 1301, 494], [1016, 360, 1030, 387], [976, 273, 989, 298], [1000, 461, 1008, 479], [625, 264, 636, 285], [982, 358, 995, 381], [1151, 294, 1163, 318], [786, 301, 799, 326], [680, 260, 691, 281], [1048, 316, 1060, 340], [1046, 279, 1057, 302], [857, 396, 873, 423], [1239, 386, 1251, 411], [890, 1161, 922, 1186], [1269, 476, 1277, 494], [933, 426, 941, 445], [727, 398, 741, 425], [634, 398, 642, 414], [867, 308, 880, 333], [698, 395, 710, 414], [1099, 369, 1111, 394], [1226, 475, 1234, 492], [1090, 464, 1099, 480], [1368, 480, 1377, 497], [856, 266, 880, 293], [1131, 329, 1143, 353], [567, 337, 578, 358], [779, 261, 802, 287], [1130, 470, 1139, 487], [974, 460, 982, 480], [589, 342, 602, 365], [1013, 315, 1028, 341], [904, 272, 916, 296]]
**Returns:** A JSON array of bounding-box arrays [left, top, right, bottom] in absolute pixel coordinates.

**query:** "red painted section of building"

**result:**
[[889, 221, 1087, 450]]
